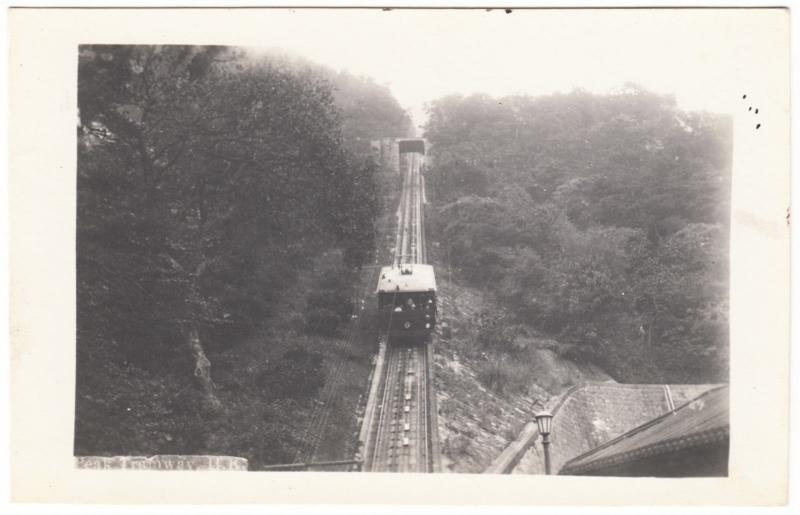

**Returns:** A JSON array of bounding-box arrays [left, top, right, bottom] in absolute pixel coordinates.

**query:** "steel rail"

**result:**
[[364, 151, 437, 473]]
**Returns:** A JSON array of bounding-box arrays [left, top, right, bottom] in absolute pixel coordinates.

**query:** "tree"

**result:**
[[424, 88, 731, 383], [78, 45, 383, 409]]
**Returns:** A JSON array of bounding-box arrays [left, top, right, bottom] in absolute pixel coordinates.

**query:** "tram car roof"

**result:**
[[376, 264, 437, 294]]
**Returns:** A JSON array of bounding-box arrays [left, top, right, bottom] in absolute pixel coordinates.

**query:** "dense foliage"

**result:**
[[331, 71, 416, 153], [75, 45, 408, 463], [426, 87, 730, 383], [254, 51, 415, 154]]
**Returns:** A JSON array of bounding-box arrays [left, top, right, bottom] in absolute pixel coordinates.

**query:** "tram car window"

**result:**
[[376, 264, 437, 344]]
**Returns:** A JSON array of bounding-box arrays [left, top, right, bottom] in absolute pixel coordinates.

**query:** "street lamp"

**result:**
[[535, 411, 554, 475]]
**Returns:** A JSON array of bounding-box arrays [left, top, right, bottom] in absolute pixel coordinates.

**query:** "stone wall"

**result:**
[[76, 455, 248, 471]]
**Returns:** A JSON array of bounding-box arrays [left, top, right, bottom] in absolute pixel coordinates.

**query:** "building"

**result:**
[[558, 384, 729, 477]]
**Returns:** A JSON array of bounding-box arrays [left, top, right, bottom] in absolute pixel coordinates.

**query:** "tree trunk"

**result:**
[[186, 325, 222, 410]]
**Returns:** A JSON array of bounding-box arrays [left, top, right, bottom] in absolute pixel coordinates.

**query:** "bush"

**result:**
[[475, 315, 524, 354], [256, 348, 324, 400], [305, 306, 342, 336], [444, 434, 471, 457], [476, 356, 530, 394], [304, 287, 354, 336], [308, 290, 353, 320]]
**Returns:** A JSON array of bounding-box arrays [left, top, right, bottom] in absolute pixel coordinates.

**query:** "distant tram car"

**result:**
[[397, 139, 426, 155], [376, 264, 437, 343]]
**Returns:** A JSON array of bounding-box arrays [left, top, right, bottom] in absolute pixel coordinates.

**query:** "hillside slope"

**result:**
[[428, 225, 611, 473]]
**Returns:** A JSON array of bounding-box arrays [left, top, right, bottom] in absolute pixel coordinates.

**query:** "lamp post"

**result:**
[[535, 411, 554, 475]]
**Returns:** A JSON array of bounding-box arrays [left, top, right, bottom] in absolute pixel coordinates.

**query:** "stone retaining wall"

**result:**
[[76, 455, 248, 471]]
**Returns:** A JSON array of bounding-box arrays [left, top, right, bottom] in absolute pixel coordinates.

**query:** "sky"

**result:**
[[241, 8, 786, 132]]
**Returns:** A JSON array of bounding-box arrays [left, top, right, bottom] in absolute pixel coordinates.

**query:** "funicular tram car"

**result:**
[[376, 264, 437, 343]]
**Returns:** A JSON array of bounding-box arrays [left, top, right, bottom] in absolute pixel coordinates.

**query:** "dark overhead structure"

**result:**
[[398, 139, 425, 155], [559, 385, 729, 477]]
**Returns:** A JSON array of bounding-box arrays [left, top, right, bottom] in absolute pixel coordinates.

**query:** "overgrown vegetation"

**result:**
[[75, 45, 409, 465], [426, 87, 730, 384]]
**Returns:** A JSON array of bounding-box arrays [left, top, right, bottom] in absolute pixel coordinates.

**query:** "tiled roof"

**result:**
[[559, 384, 729, 475]]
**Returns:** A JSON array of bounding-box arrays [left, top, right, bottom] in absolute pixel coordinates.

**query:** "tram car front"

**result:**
[[376, 264, 437, 344]]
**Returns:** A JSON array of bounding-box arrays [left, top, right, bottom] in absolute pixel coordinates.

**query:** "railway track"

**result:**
[[295, 266, 377, 464], [368, 345, 430, 472], [361, 151, 440, 473]]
